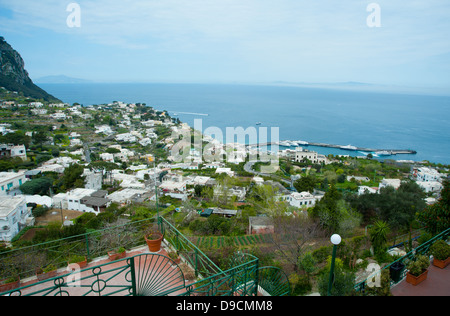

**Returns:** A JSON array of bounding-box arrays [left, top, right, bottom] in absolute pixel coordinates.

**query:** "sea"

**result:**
[[38, 83, 450, 165]]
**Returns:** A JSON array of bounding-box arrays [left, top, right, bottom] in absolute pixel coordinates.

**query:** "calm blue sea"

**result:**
[[39, 83, 450, 165]]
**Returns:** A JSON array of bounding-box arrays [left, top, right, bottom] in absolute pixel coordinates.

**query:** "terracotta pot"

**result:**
[[107, 251, 126, 261], [406, 269, 428, 286], [36, 268, 58, 281], [145, 232, 163, 252], [0, 277, 20, 293], [68, 257, 88, 271], [433, 257, 450, 269]]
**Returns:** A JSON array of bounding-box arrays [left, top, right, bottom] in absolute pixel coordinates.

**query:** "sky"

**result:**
[[0, 0, 450, 93]]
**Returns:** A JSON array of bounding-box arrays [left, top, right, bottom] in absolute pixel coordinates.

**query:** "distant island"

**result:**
[[34, 75, 92, 84]]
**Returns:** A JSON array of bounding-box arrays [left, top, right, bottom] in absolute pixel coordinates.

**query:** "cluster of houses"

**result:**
[[356, 166, 446, 204], [1, 99, 448, 243]]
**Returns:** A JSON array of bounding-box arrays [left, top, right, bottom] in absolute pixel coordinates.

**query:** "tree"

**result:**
[[417, 179, 450, 234], [271, 215, 325, 272], [317, 258, 356, 296], [58, 163, 85, 191], [294, 175, 317, 193], [19, 177, 53, 195]]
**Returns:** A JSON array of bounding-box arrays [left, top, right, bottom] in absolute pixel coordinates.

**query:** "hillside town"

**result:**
[[1, 92, 449, 296]]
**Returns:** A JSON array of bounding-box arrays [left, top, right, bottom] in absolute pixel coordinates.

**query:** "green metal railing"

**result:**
[[354, 227, 450, 294], [1, 216, 291, 296]]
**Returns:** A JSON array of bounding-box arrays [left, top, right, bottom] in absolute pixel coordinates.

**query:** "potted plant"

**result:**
[[168, 251, 181, 266], [0, 274, 21, 293], [67, 254, 88, 271], [107, 247, 127, 261], [406, 255, 430, 286], [429, 240, 450, 269], [144, 225, 164, 252], [36, 264, 58, 281]]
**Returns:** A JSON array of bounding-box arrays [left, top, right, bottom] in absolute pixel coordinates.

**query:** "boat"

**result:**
[[279, 141, 292, 147], [375, 150, 392, 156], [340, 144, 358, 151], [296, 140, 309, 146], [256, 122, 261, 125]]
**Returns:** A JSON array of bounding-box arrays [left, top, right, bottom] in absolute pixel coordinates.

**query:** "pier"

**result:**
[[247, 141, 417, 156]]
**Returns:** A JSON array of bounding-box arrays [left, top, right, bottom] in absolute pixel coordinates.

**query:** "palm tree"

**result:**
[[369, 220, 390, 255]]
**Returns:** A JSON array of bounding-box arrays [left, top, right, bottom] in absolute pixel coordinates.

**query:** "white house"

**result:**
[[281, 191, 321, 208], [214, 186, 247, 201], [0, 171, 28, 197], [358, 186, 379, 195], [0, 144, 27, 160], [379, 179, 401, 190], [215, 168, 235, 177], [415, 167, 442, 182], [95, 125, 114, 136], [50, 112, 67, 120], [0, 196, 33, 242], [53, 188, 110, 215], [294, 148, 328, 164], [417, 181, 443, 193]]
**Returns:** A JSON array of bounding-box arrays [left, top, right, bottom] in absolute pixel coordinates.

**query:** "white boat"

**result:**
[[256, 122, 262, 125], [296, 140, 309, 146], [341, 144, 357, 151], [279, 141, 292, 147]]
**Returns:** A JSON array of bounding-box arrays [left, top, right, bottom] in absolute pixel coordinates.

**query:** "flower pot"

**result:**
[[389, 262, 406, 283], [433, 257, 450, 269], [107, 250, 126, 261], [406, 269, 428, 286], [36, 268, 58, 281], [0, 277, 20, 293], [68, 257, 88, 271], [145, 232, 163, 252]]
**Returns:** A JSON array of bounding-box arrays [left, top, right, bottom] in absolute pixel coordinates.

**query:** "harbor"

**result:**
[[247, 140, 417, 156]]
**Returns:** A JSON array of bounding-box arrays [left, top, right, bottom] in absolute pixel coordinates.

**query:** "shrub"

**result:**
[[407, 255, 430, 277], [430, 240, 450, 261]]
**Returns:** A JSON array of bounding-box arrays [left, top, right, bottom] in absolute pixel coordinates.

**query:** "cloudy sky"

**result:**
[[1, 0, 449, 92]]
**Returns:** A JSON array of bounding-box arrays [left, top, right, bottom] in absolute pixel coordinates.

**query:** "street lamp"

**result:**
[[327, 234, 341, 296]]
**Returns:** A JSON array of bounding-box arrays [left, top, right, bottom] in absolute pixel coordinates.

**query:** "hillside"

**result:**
[[0, 36, 61, 102]]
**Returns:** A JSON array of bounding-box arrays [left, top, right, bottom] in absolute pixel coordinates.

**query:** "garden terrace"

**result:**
[[354, 227, 450, 295]]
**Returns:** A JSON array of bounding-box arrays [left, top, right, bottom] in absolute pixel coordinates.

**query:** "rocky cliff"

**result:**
[[0, 36, 60, 102]]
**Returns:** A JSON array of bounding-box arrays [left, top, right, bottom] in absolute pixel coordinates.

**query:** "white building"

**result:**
[[95, 125, 114, 136], [0, 171, 28, 197], [379, 179, 402, 190], [417, 181, 443, 193], [415, 167, 442, 182], [53, 188, 110, 215], [50, 112, 67, 120], [0, 144, 27, 160], [358, 186, 379, 195], [294, 148, 328, 164], [0, 196, 33, 242], [215, 168, 235, 177], [280, 191, 321, 208]]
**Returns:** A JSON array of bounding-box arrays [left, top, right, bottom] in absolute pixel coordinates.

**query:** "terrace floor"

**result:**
[[11, 243, 195, 296], [391, 262, 450, 296]]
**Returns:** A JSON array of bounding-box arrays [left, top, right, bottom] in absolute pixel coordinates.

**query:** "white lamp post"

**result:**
[[327, 234, 341, 296]]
